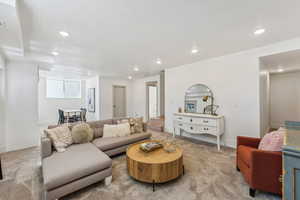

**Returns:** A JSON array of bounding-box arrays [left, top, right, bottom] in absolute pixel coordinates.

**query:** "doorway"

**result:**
[[113, 85, 126, 118], [146, 82, 158, 121]]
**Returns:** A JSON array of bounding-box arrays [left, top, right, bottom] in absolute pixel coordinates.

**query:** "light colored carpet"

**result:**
[[0, 131, 281, 200]]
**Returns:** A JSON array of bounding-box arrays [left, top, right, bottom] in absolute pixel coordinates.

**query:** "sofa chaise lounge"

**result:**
[[41, 118, 151, 200]]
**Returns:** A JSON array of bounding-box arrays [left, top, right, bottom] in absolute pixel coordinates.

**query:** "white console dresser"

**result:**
[[173, 113, 225, 150]]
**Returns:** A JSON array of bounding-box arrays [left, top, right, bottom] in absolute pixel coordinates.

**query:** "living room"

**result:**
[[1, 0, 300, 200]]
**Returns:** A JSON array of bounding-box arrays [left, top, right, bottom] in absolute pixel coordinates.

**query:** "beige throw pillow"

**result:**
[[103, 123, 131, 138], [45, 125, 73, 152], [71, 123, 94, 144]]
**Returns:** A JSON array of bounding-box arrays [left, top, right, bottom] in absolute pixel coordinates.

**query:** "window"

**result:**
[[46, 79, 81, 98]]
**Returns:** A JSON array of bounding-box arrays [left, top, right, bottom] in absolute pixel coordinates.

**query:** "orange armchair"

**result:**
[[236, 136, 282, 197]]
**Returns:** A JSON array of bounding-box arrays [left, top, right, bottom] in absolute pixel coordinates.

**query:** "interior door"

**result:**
[[148, 85, 158, 119], [113, 86, 126, 118]]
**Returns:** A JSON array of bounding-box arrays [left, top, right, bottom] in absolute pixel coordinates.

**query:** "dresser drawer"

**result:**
[[199, 126, 217, 134], [182, 124, 201, 134], [187, 118, 217, 126]]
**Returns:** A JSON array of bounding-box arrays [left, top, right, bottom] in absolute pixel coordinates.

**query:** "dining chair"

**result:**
[[58, 109, 65, 125], [80, 108, 87, 122]]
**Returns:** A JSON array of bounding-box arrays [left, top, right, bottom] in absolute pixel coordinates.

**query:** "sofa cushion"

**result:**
[[43, 143, 112, 190], [88, 120, 113, 138], [237, 145, 254, 168], [93, 132, 151, 151]]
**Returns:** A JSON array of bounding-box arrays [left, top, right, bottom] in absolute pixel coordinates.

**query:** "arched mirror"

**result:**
[[184, 84, 215, 114]]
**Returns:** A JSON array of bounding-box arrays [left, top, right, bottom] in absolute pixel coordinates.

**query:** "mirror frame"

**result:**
[[184, 84, 214, 114]]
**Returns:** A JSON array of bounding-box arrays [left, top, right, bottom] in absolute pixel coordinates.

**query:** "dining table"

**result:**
[[61, 109, 84, 123]]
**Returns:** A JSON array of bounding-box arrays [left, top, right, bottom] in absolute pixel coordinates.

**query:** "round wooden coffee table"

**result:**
[[126, 140, 184, 191]]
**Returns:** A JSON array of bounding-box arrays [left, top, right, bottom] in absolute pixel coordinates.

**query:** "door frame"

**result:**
[[112, 85, 127, 118], [146, 81, 158, 121]]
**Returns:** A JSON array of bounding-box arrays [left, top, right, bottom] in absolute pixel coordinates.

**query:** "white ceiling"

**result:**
[[261, 49, 300, 73], [1, 0, 300, 78]]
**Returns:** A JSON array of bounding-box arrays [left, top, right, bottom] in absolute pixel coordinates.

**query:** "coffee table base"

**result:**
[[151, 165, 185, 192]]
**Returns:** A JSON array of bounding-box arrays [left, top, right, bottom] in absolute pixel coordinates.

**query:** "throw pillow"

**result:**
[[258, 130, 284, 151], [71, 123, 94, 144], [103, 123, 131, 138], [45, 125, 73, 152], [129, 117, 143, 134]]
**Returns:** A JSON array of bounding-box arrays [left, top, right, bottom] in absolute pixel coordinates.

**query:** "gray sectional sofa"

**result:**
[[41, 118, 151, 200]]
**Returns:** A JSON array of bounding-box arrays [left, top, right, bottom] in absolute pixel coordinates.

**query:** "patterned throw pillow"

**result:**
[[128, 117, 143, 134], [71, 123, 94, 144], [45, 125, 73, 152], [258, 129, 285, 151]]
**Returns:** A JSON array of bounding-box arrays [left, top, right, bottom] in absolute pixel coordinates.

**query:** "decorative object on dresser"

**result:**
[[174, 83, 224, 150], [283, 121, 300, 200], [127, 140, 184, 192], [184, 84, 219, 115]]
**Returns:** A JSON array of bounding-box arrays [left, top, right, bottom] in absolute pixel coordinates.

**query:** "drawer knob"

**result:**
[[190, 119, 193, 122], [190, 127, 193, 130]]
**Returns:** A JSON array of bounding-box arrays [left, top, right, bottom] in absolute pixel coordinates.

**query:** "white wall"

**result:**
[[165, 37, 300, 148], [99, 77, 133, 120], [0, 55, 6, 152], [85, 76, 100, 121], [38, 77, 86, 124], [132, 75, 160, 120], [270, 71, 300, 128], [259, 63, 270, 136], [5, 61, 39, 152]]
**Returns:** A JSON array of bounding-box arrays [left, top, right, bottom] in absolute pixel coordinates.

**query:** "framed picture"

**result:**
[[88, 88, 95, 112], [184, 100, 197, 113]]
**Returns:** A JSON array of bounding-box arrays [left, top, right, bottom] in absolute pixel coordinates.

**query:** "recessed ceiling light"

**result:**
[[52, 51, 59, 56], [128, 76, 133, 80], [277, 68, 284, 72], [59, 31, 69, 38], [133, 67, 139, 71], [156, 58, 162, 65], [191, 48, 199, 54], [254, 28, 265, 35]]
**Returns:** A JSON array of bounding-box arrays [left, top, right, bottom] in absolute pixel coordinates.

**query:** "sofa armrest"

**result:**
[[41, 136, 52, 159], [251, 149, 282, 193], [237, 136, 261, 149], [143, 122, 148, 132]]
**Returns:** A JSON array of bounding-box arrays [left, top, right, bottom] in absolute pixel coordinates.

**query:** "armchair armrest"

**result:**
[[41, 136, 52, 159], [237, 136, 261, 148], [251, 149, 282, 194]]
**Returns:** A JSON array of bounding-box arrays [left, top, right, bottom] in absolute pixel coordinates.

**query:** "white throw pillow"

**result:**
[[103, 123, 131, 138]]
